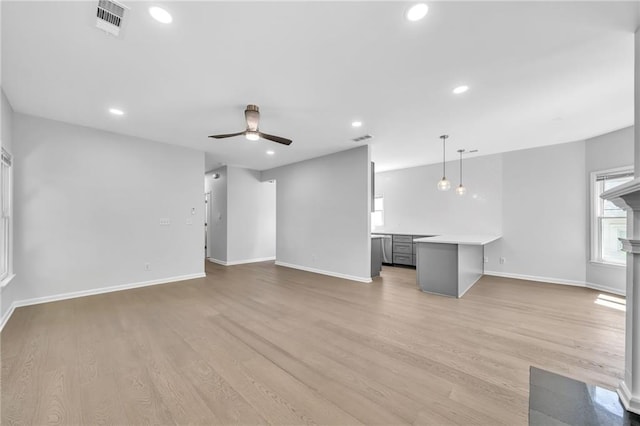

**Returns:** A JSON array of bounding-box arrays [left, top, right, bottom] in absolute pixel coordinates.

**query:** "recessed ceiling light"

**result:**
[[351, 121, 363, 128], [149, 6, 172, 24], [453, 85, 469, 94], [266, 150, 275, 155], [406, 3, 428, 22], [109, 108, 124, 116]]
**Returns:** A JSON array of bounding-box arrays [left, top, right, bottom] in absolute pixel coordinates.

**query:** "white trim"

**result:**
[[617, 380, 640, 415], [484, 271, 586, 288], [0, 302, 16, 331], [458, 275, 482, 298], [588, 260, 626, 269], [0, 272, 205, 332], [485, 270, 627, 296], [207, 257, 275, 266], [275, 261, 372, 283], [0, 273, 15, 289], [585, 281, 626, 296]]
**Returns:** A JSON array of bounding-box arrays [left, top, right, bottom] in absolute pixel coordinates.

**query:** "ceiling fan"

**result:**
[[208, 104, 292, 146]]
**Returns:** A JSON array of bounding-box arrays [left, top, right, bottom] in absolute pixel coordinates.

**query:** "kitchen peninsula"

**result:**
[[414, 235, 501, 298]]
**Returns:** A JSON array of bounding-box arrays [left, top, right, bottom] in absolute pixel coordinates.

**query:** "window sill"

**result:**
[[589, 261, 626, 269], [0, 274, 15, 289]]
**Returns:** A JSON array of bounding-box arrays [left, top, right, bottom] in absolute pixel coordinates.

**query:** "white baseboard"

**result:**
[[207, 257, 275, 266], [618, 381, 640, 415], [0, 303, 16, 332], [484, 271, 586, 288], [275, 261, 372, 283], [458, 275, 482, 298], [484, 270, 627, 296], [0, 272, 205, 332], [585, 281, 626, 296]]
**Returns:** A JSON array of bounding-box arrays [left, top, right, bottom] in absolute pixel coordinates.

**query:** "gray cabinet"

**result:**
[[393, 235, 413, 266], [387, 233, 438, 267]]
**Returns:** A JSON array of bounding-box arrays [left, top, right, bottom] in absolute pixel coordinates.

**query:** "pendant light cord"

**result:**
[[440, 135, 448, 178], [443, 138, 446, 177]]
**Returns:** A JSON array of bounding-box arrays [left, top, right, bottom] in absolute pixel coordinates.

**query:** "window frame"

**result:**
[[1, 147, 13, 285], [372, 195, 384, 228], [590, 165, 633, 267]]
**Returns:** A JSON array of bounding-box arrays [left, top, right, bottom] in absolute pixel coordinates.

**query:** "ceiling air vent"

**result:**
[[96, 0, 128, 36], [352, 134, 374, 143]]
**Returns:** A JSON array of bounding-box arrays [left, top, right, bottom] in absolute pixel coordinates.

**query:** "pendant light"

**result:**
[[437, 135, 451, 191], [456, 149, 467, 196]]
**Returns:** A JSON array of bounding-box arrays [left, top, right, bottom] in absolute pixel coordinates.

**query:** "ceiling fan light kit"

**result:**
[[209, 104, 292, 146]]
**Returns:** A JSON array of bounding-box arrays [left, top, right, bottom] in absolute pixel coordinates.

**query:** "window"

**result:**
[[591, 167, 633, 266], [372, 195, 384, 228], [1, 147, 12, 282]]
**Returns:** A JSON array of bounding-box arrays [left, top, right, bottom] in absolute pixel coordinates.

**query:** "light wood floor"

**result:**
[[1, 262, 625, 425]]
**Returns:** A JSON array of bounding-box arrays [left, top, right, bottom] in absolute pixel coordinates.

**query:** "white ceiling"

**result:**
[[2, 1, 638, 172]]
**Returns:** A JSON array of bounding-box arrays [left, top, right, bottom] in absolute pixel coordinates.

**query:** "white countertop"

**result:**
[[371, 235, 385, 239], [372, 231, 439, 236], [413, 234, 501, 246]]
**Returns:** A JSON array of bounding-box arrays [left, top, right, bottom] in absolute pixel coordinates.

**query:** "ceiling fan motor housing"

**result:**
[[245, 104, 260, 131]]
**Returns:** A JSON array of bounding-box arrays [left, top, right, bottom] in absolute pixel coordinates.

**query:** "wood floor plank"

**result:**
[[1, 262, 625, 425]]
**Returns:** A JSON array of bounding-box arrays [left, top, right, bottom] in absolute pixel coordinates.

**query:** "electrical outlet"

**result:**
[[483, 256, 488, 263], [144, 263, 151, 271], [160, 218, 171, 226], [499, 257, 506, 264]]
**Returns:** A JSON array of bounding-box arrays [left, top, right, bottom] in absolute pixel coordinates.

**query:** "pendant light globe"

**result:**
[[438, 178, 451, 191]]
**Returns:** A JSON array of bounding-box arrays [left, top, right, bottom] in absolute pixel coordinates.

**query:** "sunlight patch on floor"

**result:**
[[595, 293, 626, 311]]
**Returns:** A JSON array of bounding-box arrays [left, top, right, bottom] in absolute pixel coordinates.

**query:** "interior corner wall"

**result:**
[[585, 126, 633, 294], [227, 167, 275, 263], [262, 145, 371, 282], [10, 113, 205, 305], [374, 154, 503, 235], [206, 166, 228, 262], [1, 89, 15, 321], [485, 140, 587, 284]]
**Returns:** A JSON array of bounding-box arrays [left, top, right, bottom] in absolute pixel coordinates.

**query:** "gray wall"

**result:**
[[1, 89, 15, 321], [375, 154, 503, 235], [10, 113, 205, 305], [227, 167, 275, 263], [206, 166, 228, 262], [486, 141, 587, 284], [376, 128, 633, 294], [262, 145, 371, 282], [585, 126, 633, 293], [205, 166, 276, 264]]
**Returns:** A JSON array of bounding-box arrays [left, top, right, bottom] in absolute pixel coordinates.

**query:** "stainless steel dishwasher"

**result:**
[[372, 234, 392, 264]]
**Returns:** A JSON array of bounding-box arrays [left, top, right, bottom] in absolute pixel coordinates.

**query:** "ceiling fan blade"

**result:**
[[208, 131, 246, 139], [259, 132, 292, 146]]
